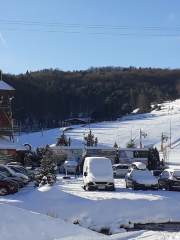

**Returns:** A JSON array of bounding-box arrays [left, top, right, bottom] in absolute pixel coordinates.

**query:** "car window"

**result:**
[[0, 167, 9, 176], [117, 166, 123, 169], [123, 166, 128, 169], [173, 170, 180, 177], [161, 171, 169, 178]]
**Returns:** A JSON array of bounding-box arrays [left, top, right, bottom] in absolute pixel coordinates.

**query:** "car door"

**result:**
[[159, 171, 169, 188], [0, 167, 11, 177], [122, 166, 129, 177], [116, 166, 122, 177]]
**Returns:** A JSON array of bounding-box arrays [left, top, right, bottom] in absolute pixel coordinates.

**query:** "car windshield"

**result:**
[[173, 170, 180, 177], [0, 173, 6, 179], [153, 171, 162, 176]]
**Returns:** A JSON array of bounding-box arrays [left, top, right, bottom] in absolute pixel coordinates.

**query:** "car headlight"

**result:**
[[108, 182, 114, 186]]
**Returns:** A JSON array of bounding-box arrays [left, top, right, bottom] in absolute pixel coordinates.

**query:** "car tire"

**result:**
[[125, 181, 129, 188], [0, 186, 9, 196], [166, 184, 172, 191], [132, 182, 137, 190]]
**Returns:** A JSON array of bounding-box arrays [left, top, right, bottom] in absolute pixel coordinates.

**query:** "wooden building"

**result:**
[[0, 70, 27, 163]]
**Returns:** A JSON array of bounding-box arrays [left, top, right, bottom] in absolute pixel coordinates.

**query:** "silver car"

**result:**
[[59, 160, 77, 174], [112, 164, 130, 178]]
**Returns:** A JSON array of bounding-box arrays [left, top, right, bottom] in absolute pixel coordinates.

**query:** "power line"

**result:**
[[0, 19, 180, 36]]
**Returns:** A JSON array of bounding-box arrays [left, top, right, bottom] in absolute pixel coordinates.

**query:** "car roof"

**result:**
[[166, 168, 180, 172], [113, 163, 130, 167], [132, 162, 146, 170]]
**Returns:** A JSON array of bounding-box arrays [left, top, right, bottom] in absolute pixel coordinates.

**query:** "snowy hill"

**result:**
[[16, 99, 180, 166]]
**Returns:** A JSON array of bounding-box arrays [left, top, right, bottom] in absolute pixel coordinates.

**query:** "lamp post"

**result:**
[[168, 106, 173, 148], [140, 129, 147, 148]]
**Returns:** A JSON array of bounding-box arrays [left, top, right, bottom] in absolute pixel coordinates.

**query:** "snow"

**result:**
[[132, 162, 146, 170], [0, 80, 15, 91], [2, 99, 180, 239], [132, 169, 158, 185]]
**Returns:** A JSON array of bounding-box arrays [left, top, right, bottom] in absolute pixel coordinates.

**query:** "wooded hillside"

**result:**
[[3, 67, 180, 130]]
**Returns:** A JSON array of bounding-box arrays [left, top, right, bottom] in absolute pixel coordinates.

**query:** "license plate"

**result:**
[[98, 185, 105, 189]]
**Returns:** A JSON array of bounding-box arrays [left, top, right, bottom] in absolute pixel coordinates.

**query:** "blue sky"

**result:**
[[0, 1, 180, 74]]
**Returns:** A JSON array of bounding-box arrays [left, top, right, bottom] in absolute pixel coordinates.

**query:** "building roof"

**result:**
[[0, 80, 15, 91], [0, 136, 27, 151]]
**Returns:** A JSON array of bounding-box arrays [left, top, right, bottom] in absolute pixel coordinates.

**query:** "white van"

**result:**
[[83, 157, 115, 191]]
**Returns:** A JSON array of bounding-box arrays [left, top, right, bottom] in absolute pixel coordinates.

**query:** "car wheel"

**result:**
[[166, 184, 172, 191], [0, 186, 9, 196], [125, 181, 129, 188], [132, 182, 137, 190]]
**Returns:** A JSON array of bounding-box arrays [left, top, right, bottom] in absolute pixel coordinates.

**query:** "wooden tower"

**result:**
[[0, 70, 16, 141]]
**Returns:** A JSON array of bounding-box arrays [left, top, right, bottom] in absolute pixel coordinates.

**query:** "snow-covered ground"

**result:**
[[2, 99, 180, 239]]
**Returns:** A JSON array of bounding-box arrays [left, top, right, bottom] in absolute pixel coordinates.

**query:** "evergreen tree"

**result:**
[[147, 147, 160, 170], [35, 144, 57, 187], [56, 132, 69, 146], [126, 138, 137, 148]]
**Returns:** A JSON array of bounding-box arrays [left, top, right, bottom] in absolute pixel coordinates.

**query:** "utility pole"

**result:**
[[168, 106, 173, 148]]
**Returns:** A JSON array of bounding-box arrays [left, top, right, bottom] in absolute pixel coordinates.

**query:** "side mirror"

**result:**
[[84, 172, 87, 177]]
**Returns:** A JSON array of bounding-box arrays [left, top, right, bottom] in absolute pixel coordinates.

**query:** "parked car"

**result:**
[[7, 165, 36, 181], [83, 157, 115, 191], [0, 172, 24, 188], [125, 162, 158, 190], [158, 169, 180, 191], [151, 169, 164, 178], [0, 174, 19, 196], [0, 164, 29, 184], [7, 162, 23, 166], [59, 160, 77, 174], [112, 163, 130, 177]]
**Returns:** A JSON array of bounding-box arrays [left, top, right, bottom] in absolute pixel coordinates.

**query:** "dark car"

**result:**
[[0, 172, 24, 188], [151, 169, 164, 178], [158, 169, 180, 191], [125, 162, 158, 190], [7, 165, 35, 181], [0, 175, 19, 196]]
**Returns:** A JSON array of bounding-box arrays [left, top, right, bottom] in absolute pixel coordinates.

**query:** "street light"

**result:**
[[168, 106, 173, 148], [140, 129, 147, 148]]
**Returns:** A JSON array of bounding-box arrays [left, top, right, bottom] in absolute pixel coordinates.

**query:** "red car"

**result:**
[[0, 176, 19, 196]]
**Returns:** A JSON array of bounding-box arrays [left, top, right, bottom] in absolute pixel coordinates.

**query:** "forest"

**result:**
[[3, 66, 180, 131]]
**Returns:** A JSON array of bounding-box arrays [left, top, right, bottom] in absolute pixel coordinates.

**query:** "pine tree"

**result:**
[[147, 147, 160, 170], [56, 131, 69, 146], [126, 138, 136, 148], [35, 144, 57, 187]]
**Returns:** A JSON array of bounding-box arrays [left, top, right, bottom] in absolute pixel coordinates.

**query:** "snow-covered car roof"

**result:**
[[132, 162, 146, 170], [113, 163, 130, 167]]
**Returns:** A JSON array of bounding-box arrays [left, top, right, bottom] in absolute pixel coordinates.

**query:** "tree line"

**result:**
[[3, 66, 180, 130]]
